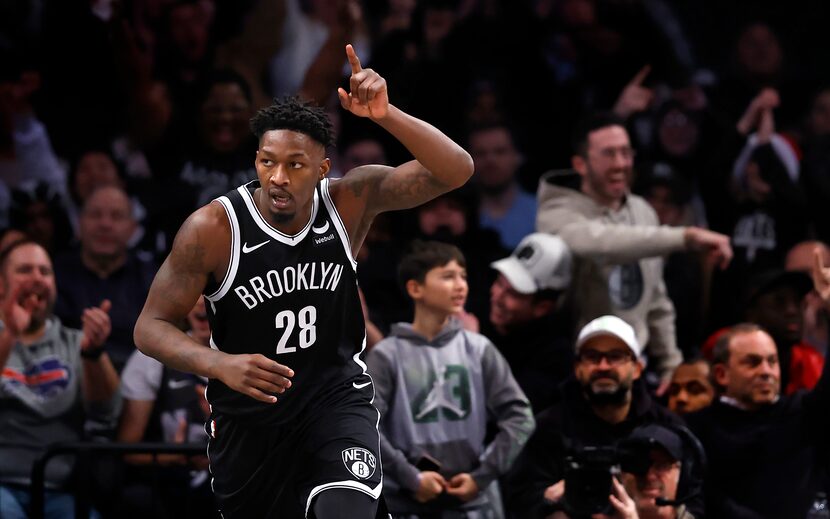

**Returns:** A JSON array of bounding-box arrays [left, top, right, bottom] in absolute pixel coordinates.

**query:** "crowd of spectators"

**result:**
[[2, 0, 830, 517]]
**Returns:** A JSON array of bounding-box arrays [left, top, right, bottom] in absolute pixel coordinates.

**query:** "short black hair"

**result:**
[[250, 97, 335, 148], [397, 240, 466, 293], [572, 112, 626, 156]]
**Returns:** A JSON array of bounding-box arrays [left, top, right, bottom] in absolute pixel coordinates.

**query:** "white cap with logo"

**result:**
[[575, 315, 641, 356], [490, 233, 572, 294]]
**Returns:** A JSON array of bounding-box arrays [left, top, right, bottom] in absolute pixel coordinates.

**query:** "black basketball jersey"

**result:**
[[203, 179, 370, 424]]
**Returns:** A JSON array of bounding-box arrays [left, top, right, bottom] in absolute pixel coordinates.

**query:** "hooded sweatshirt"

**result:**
[[536, 170, 684, 377], [366, 318, 534, 516]]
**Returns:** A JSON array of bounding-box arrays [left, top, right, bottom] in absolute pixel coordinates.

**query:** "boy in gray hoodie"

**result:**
[[366, 241, 534, 518]]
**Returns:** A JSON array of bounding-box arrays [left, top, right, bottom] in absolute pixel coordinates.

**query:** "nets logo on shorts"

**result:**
[[341, 447, 376, 480]]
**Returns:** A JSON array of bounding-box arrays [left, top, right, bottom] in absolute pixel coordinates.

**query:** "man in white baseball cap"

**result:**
[[575, 315, 645, 416], [484, 233, 575, 412]]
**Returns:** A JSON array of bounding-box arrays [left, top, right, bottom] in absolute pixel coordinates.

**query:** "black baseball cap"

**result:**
[[627, 424, 683, 461], [743, 269, 812, 310]]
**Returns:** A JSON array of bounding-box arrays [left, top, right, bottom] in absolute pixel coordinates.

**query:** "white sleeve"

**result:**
[[120, 350, 164, 400]]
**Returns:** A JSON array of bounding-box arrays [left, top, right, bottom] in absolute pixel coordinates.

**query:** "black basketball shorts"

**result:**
[[206, 394, 385, 518]]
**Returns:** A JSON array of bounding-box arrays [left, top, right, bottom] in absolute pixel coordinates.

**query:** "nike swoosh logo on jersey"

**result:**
[[242, 240, 270, 253], [311, 221, 330, 234], [353, 381, 372, 389], [167, 379, 193, 390]]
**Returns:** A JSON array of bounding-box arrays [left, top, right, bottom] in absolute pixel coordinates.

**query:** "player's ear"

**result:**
[[319, 158, 331, 180]]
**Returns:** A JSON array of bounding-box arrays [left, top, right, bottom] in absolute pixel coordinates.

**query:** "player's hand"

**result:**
[[414, 471, 446, 503], [445, 472, 479, 502], [216, 353, 294, 404], [80, 299, 112, 351], [337, 44, 389, 120], [683, 226, 733, 270], [1, 281, 39, 338]]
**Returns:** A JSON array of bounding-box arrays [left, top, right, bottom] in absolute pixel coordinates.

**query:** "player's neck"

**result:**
[[255, 189, 313, 235], [411, 305, 452, 342]]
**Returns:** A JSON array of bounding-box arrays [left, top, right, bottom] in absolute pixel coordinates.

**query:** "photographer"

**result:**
[[617, 425, 700, 519], [504, 316, 687, 518], [529, 424, 700, 519]]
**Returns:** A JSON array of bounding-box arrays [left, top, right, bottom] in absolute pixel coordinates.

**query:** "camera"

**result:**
[[558, 424, 705, 518], [561, 443, 648, 517]]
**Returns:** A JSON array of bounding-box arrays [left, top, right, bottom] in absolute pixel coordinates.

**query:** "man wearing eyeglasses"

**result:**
[[536, 113, 733, 392], [504, 315, 690, 518]]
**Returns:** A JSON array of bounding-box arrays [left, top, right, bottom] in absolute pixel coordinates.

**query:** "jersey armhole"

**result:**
[[320, 178, 358, 271], [205, 196, 241, 302]]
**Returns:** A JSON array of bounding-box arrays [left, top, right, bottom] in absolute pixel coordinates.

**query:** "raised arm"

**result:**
[[134, 203, 294, 404], [333, 44, 473, 219]]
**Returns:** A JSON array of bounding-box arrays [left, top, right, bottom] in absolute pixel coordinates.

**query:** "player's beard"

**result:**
[[271, 211, 295, 224]]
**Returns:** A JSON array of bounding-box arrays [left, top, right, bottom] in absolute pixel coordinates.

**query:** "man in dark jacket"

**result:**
[[482, 232, 575, 413], [504, 315, 685, 518], [687, 276, 830, 519]]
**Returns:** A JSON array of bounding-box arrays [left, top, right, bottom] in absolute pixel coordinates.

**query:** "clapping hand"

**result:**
[[1, 282, 39, 337], [80, 299, 112, 352]]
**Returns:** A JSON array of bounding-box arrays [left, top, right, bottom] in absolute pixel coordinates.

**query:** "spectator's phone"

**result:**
[[415, 454, 442, 472]]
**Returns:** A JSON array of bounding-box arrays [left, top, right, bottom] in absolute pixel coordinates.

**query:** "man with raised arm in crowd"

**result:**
[[687, 248, 830, 519], [536, 113, 733, 389]]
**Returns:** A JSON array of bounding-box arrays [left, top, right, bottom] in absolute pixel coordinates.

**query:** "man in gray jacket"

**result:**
[[536, 113, 732, 386]]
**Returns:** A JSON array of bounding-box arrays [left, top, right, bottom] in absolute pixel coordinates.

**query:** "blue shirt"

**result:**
[[479, 188, 537, 250]]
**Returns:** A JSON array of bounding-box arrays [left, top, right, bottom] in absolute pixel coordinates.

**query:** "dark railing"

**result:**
[[27, 442, 206, 519]]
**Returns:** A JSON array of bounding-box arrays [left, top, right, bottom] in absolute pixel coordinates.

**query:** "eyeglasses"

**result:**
[[578, 349, 634, 366], [592, 146, 636, 161]]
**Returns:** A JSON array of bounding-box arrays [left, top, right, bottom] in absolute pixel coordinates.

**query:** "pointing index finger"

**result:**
[[345, 44, 362, 74]]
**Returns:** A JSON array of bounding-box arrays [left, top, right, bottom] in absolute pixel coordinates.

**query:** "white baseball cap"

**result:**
[[490, 233, 572, 294], [576, 315, 641, 356]]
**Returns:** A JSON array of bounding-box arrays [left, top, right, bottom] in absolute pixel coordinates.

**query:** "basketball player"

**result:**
[[133, 45, 474, 518]]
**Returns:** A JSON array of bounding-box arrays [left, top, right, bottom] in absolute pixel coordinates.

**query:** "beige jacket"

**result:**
[[536, 170, 685, 378]]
